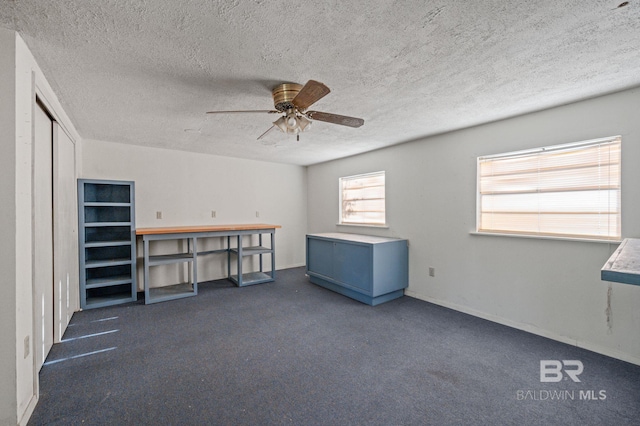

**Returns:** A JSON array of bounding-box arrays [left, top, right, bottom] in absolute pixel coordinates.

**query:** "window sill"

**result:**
[[470, 231, 621, 244], [337, 223, 390, 229]]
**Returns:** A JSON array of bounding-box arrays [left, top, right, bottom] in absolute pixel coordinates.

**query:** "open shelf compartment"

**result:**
[[147, 283, 197, 304], [229, 271, 274, 287]]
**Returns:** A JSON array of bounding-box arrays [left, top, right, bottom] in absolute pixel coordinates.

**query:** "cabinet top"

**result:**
[[136, 224, 281, 235], [307, 232, 406, 244], [601, 238, 640, 286]]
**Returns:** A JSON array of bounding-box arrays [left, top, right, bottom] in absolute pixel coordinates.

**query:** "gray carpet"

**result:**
[[29, 267, 640, 425]]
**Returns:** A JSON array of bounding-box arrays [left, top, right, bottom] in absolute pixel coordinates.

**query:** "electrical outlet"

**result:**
[[211, 210, 216, 218], [429, 267, 435, 277], [156, 211, 162, 219], [256, 211, 260, 218], [24, 336, 29, 358]]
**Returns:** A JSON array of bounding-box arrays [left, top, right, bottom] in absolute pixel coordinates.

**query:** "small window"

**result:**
[[339, 171, 386, 226], [477, 136, 621, 241]]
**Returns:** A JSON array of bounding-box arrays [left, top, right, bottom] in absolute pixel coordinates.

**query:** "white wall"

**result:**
[[0, 27, 19, 426], [81, 139, 308, 287], [308, 87, 640, 365], [0, 29, 82, 425]]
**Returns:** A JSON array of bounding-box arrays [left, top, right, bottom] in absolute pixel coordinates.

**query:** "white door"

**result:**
[[34, 102, 54, 370], [53, 122, 79, 342]]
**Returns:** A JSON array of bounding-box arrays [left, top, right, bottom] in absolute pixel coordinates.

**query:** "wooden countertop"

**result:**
[[136, 223, 281, 235]]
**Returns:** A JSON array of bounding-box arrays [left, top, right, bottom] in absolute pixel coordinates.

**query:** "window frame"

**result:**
[[338, 171, 387, 227], [476, 136, 622, 242]]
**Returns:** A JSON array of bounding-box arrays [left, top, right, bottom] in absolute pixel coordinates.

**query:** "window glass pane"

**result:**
[[481, 190, 619, 213], [340, 171, 385, 225], [477, 137, 621, 240]]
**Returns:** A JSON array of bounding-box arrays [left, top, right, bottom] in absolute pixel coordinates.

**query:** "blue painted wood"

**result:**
[[78, 179, 137, 309], [601, 238, 640, 286], [334, 242, 371, 292], [307, 238, 333, 278], [306, 233, 409, 306], [141, 227, 277, 303], [143, 234, 197, 304], [228, 230, 276, 287]]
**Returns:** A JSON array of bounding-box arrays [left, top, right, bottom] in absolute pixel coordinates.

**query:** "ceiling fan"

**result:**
[[206, 80, 364, 141]]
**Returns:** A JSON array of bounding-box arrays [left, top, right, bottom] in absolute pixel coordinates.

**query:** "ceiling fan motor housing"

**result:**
[[272, 83, 303, 111]]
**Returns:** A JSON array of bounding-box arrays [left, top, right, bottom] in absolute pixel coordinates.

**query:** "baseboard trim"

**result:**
[[279, 263, 306, 270], [404, 290, 640, 366], [18, 392, 38, 426]]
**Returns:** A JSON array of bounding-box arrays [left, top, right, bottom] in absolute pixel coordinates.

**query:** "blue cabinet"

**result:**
[[306, 233, 408, 306]]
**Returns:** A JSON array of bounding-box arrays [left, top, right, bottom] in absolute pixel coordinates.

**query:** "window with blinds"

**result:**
[[340, 171, 386, 225], [477, 136, 621, 240]]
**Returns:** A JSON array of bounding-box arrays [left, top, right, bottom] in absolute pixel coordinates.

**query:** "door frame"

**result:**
[[32, 97, 54, 373]]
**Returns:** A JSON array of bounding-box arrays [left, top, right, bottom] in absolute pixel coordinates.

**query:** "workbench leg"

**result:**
[[144, 237, 150, 304], [271, 231, 275, 279], [237, 235, 243, 286], [259, 233, 263, 272], [192, 237, 198, 294], [227, 236, 231, 280]]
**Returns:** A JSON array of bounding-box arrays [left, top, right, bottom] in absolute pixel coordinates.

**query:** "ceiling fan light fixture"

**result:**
[[272, 110, 310, 136], [274, 115, 300, 134], [298, 115, 311, 132], [273, 116, 287, 133], [285, 111, 298, 130]]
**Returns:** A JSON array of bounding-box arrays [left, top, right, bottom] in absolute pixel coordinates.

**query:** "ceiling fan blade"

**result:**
[[291, 80, 330, 110], [206, 110, 279, 114], [307, 111, 364, 128], [257, 125, 277, 140]]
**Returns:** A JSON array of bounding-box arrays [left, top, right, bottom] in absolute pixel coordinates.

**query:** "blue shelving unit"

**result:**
[[78, 179, 137, 309]]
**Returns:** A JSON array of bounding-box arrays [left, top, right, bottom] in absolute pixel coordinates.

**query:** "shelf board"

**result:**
[[84, 202, 131, 207], [229, 271, 274, 286], [85, 259, 132, 268], [148, 253, 195, 266], [229, 246, 273, 256], [84, 293, 136, 309], [197, 249, 229, 256], [84, 240, 132, 248], [147, 283, 196, 304], [86, 276, 132, 289], [84, 221, 132, 227]]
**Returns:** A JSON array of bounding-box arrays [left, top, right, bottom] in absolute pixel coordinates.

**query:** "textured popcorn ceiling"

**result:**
[[2, 1, 639, 165]]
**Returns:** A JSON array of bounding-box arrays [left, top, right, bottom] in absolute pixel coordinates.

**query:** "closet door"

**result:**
[[53, 123, 78, 342], [34, 102, 54, 370]]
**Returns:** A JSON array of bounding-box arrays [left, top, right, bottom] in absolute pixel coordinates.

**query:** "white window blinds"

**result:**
[[477, 136, 621, 240], [340, 171, 386, 225]]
